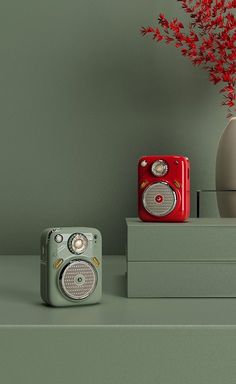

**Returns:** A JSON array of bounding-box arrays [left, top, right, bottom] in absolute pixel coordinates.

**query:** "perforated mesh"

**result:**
[[143, 182, 176, 216], [60, 260, 97, 300]]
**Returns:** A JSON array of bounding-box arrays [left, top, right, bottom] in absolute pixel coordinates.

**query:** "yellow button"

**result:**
[[92, 257, 100, 267], [53, 258, 63, 269], [140, 180, 149, 189], [174, 180, 181, 188]]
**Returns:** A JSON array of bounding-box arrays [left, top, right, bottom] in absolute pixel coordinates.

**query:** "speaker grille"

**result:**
[[143, 182, 176, 216], [60, 260, 97, 300]]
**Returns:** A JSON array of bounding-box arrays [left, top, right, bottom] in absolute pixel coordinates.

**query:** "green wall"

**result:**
[[0, 0, 226, 254]]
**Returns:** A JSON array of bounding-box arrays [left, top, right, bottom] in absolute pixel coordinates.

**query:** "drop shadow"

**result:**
[[39, 301, 102, 309]]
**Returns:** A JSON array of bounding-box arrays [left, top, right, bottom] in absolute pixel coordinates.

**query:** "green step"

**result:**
[[126, 218, 236, 297]]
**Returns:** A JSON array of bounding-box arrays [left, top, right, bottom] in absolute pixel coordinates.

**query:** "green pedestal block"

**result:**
[[126, 218, 236, 298], [2, 255, 236, 384]]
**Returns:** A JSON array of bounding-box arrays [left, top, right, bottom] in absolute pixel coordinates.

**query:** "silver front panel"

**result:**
[[143, 182, 176, 216], [60, 260, 97, 300]]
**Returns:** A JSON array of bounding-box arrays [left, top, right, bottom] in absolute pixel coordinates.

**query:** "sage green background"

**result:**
[[0, 0, 226, 254]]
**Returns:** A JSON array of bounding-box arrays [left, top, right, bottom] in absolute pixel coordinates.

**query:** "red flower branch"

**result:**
[[141, 0, 236, 117]]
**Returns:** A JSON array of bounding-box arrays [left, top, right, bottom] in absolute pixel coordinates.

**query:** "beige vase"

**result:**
[[216, 117, 236, 217]]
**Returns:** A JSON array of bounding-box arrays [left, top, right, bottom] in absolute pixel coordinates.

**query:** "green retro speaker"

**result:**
[[40, 227, 102, 306]]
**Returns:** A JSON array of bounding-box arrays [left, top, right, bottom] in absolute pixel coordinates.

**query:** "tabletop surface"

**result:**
[[1, 255, 236, 326]]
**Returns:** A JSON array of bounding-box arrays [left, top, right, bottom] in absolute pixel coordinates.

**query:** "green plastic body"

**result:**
[[126, 218, 236, 297], [40, 227, 102, 306]]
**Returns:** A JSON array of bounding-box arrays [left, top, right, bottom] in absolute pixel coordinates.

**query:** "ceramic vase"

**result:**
[[216, 117, 236, 217]]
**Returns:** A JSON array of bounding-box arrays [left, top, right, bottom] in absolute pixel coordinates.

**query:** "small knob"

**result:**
[[140, 160, 147, 167], [54, 234, 63, 243]]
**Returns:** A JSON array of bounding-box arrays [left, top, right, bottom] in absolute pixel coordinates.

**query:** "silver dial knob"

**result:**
[[68, 233, 88, 254], [151, 160, 168, 177]]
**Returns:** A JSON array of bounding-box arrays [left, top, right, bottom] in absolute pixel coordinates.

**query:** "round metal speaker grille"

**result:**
[[143, 182, 176, 217], [60, 260, 97, 300]]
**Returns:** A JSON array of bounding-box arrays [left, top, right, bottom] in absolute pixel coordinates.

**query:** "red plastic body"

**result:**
[[138, 155, 190, 222]]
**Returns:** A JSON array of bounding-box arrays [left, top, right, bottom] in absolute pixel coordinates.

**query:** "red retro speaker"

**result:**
[[138, 155, 190, 222]]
